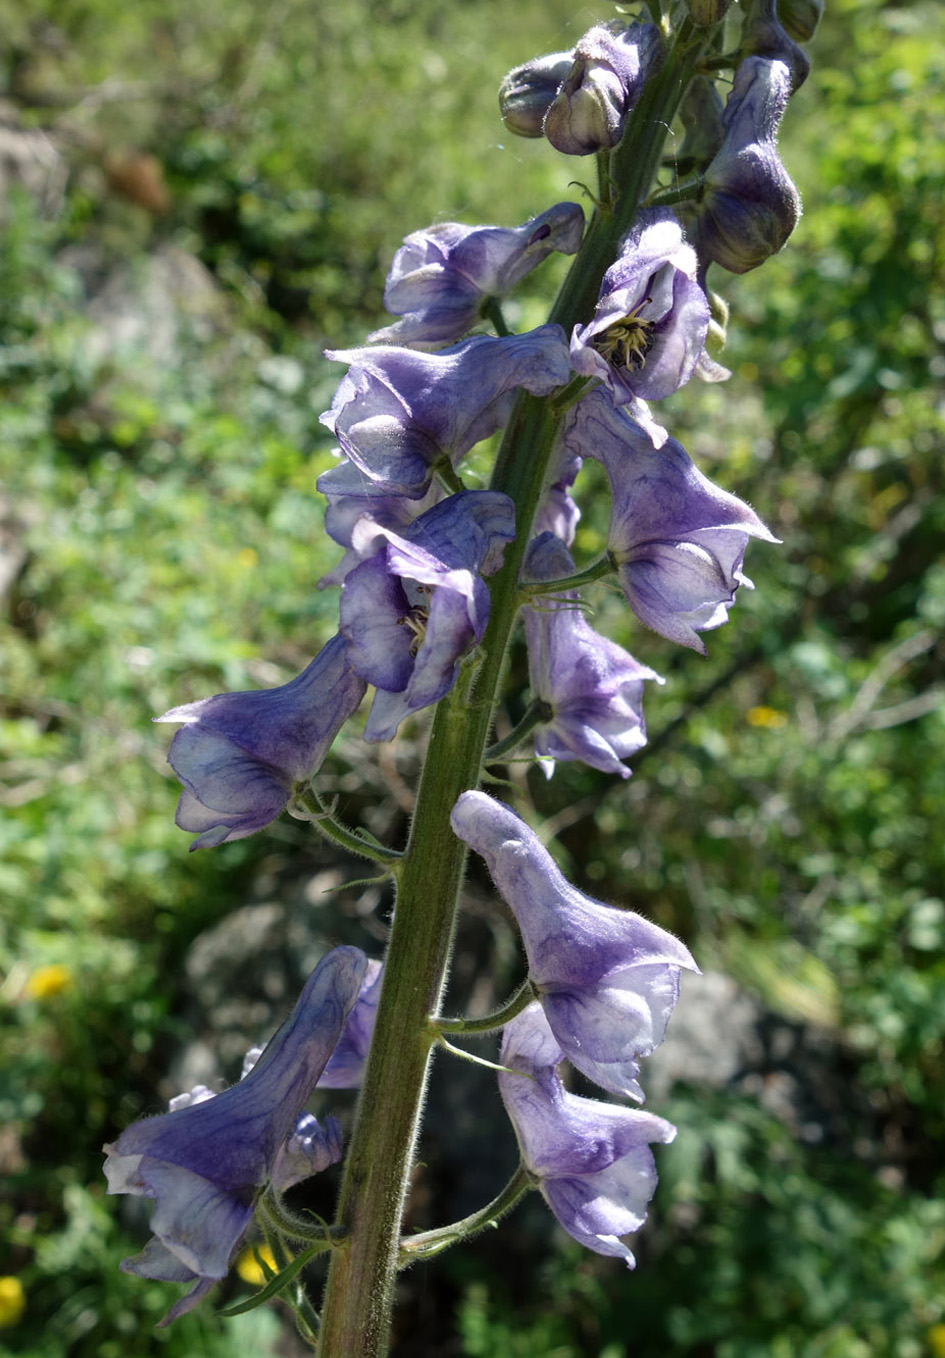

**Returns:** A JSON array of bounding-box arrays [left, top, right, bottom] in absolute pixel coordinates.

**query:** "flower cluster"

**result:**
[[121, 0, 819, 1335], [451, 790, 696, 1255]]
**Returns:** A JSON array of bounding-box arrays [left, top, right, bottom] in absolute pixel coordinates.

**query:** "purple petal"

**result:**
[[524, 533, 660, 779], [318, 959, 383, 1088], [320, 328, 571, 499], [451, 792, 697, 1097], [499, 1004, 676, 1262], [570, 210, 709, 402], [104, 947, 368, 1320], [156, 636, 366, 849], [567, 392, 777, 651], [369, 203, 584, 348]]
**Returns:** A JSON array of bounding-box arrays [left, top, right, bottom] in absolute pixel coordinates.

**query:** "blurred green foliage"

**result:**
[[1, 0, 944, 1354]]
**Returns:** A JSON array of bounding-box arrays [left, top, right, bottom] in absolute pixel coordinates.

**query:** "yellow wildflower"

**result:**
[[0, 1276, 25, 1329], [24, 964, 72, 1001], [235, 1242, 277, 1286]]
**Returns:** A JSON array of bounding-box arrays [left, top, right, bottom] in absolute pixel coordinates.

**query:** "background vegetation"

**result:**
[[1, 0, 943, 1354]]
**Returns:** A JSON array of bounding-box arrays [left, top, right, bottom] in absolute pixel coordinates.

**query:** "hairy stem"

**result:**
[[315, 19, 706, 1355]]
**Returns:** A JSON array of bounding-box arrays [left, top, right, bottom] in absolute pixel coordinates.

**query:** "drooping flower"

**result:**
[[543, 23, 664, 156], [566, 391, 777, 652], [103, 947, 368, 1325], [155, 635, 366, 850], [368, 203, 585, 348], [499, 1003, 676, 1264], [450, 791, 697, 1099], [523, 533, 660, 779], [318, 327, 571, 500], [692, 57, 801, 275], [570, 210, 710, 403], [340, 491, 515, 741], [317, 958, 383, 1088]]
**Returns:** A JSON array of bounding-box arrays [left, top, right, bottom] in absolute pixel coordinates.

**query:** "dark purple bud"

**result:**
[[155, 637, 366, 850], [499, 51, 574, 138], [543, 23, 664, 156], [103, 947, 368, 1324], [368, 203, 585, 348], [499, 1003, 677, 1265], [571, 209, 710, 403], [697, 57, 802, 275]]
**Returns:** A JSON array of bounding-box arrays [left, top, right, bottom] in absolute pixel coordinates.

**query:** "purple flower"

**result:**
[[317, 465, 445, 588], [155, 636, 366, 850], [570, 210, 710, 403], [566, 391, 777, 652], [340, 491, 515, 741], [450, 791, 697, 1099], [543, 23, 664, 156], [317, 958, 383, 1088], [694, 57, 801, 275], [103, 946, 368, 1325], [319, 327, 571, 500], [523, 533, 660, 779], [368, 203, 585, 348], [499, 1003, 676, 1264]]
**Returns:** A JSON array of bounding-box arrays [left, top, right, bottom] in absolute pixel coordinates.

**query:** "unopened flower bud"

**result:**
[[685, 0, 734, 24], [696, 57, 801, 274], [543, 23, 664, 156], [499, 52, 573, 138], [739, 0, 810, 91], [707, 288, 730, 350], [777, 0, 824, 42]]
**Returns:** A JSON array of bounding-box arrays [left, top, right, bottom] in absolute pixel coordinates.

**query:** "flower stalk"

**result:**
[[315, 19, 711, 1355]]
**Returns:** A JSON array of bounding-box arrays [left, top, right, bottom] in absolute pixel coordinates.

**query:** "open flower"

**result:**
[[368, 203, 584, 348], [103, 947, 368, 1324], [319, 327, 571, 500], [340, 491, 515, 741], [499, 1003, 676, 1264], [156, 636, 366, 849], [570, 210, 709, 403], [566, 391, 777, 651], [523, 533, 660, 779], [451, 791, 697, 1099]]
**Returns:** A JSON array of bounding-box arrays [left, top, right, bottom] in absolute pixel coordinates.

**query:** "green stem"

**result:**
[[295, 787, 402, 867], [315, 18, 708, 1357], [434, 977, 535, 1035], [484, 297, 510, 337], [397, 1164, 533, 1264], [522, 555, 616, 596], [483, 702, 552, 764]]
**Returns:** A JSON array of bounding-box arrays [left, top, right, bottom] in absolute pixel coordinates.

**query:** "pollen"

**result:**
[[592, 298, 655, 371]]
